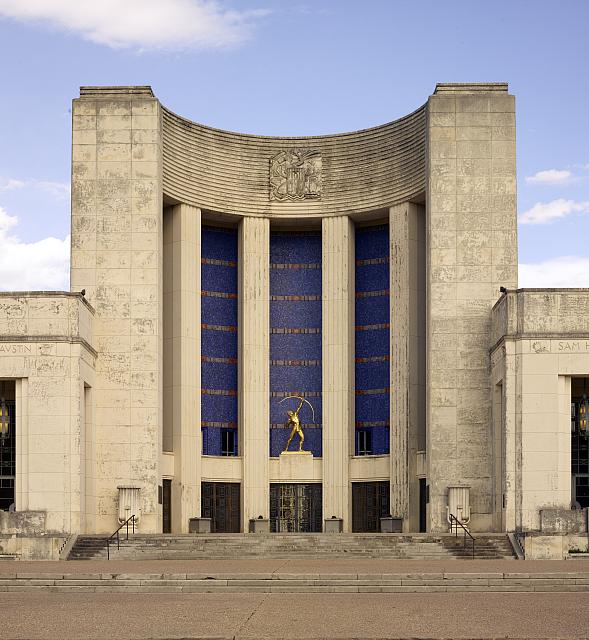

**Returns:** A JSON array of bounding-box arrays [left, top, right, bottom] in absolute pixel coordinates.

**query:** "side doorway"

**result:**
[[201, 482, 241, 532], [162, 479, 172, 533], [352, 481, 390, 532]]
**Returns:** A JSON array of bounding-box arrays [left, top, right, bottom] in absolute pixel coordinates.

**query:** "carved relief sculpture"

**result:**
[[269, 149, 322, 201]]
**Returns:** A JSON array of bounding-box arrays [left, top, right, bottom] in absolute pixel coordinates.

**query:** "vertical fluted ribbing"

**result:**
[[240, 217, 270, 523], [322, 216, 354, 529]]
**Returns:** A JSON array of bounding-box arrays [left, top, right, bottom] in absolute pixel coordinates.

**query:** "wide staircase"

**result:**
[[68, 533, 515, 561]]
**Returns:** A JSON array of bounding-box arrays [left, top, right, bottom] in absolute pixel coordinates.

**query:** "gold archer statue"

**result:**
[[279, 395, 315, 453]]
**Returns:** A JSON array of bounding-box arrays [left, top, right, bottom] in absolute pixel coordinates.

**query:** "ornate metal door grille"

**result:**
[[201, 482, 241, 532], [270, 483, 322, 532], [352, 481, 390, 532]]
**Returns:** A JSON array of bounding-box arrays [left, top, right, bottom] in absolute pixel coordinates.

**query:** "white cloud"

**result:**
[[34, 181, 70, 200], [0, 176, 70, 199], [525, 169, 572, 185], [0, 0, 269, 50], [0, 206, 69, 291], [0, 178, 26, 192], [519, 256, 589, 288], [519, 198, 589, 225]]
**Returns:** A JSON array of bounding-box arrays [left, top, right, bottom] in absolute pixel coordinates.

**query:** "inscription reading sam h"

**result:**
[[558, 341, 589, 352]]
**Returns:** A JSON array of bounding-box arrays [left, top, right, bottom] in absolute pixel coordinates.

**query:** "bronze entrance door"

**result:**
[[352, 481, 390, 532], [270, 483, 322, 532], [201, 482, 241, 532]]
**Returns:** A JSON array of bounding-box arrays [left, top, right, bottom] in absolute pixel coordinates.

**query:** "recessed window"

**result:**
[[356, 428, 372, 456], [221, 429, 237, 457]]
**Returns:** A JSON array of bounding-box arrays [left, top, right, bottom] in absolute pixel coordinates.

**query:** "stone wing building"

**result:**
[[0, 83, 587, 558]]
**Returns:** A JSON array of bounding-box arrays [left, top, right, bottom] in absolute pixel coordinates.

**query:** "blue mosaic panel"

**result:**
[[355, 224, 390, 455], [270, 231, 322, 457], [201, 226, 238, 456]]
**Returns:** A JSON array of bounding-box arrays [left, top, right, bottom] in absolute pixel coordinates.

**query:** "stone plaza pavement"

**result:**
[[1, 590, 588, 639], [1, 559, 589, 638]]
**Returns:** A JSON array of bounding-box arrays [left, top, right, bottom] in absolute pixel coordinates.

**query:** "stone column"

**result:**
[[322, 216, 353, 530], [426, 83, 518, 532], [500, 345, 517, 532], [240, 217, 270, 524], [390, 203, 426, 531], [163, 204, 201, 532], [70, 86, 163, 532], [390, 204, 409, 526]]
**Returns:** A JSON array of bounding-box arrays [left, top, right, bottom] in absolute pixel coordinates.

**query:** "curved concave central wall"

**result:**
[[162, 105, 426, 217]]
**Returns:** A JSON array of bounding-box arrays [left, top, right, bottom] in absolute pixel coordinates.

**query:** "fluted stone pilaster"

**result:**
[[322, 216, 353, 529], [390, 204, 410, 524], [240, 217, 270, 524], [163, 204, 201, 532]]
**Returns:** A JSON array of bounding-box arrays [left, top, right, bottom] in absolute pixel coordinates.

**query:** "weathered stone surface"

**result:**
[[541, 508, 588, 534]]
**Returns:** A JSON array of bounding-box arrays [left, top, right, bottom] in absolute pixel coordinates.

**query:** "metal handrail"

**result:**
[[448, 513, 475, 559], [106, 514, 136, 560], [514, 531, 526, 559]]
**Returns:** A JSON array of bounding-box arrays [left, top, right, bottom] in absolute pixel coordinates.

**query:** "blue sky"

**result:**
[[0, 0, 587, 289]]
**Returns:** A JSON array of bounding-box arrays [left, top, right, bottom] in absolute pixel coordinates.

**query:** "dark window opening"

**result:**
[[571, 378, 589, 509], [0, 381, 16, 512], [221, 429, 237, 456], [355, 428, 372, 456]]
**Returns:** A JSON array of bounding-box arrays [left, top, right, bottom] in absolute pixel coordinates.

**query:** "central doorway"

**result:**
[[270, 483, 322, 532]]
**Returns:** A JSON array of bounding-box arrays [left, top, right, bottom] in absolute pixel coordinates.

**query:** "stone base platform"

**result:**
[[1, 559, 589, 593]]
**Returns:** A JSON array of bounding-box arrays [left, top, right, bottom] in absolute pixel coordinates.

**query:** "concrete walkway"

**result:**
[[0, 591, 588, 639]]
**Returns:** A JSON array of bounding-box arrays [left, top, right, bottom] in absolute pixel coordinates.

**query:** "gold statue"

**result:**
[[279, 395, 315, 453]]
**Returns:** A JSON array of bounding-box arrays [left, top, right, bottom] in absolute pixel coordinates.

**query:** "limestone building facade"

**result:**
[[1, 82, 588, 546]]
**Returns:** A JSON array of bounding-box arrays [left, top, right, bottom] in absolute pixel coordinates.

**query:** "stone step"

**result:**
[[0, 571, 586, 593], [69, 533, 516, 560]]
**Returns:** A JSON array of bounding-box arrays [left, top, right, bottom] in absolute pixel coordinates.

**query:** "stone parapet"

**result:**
[[0, 292, 94, 348], [492, 289, 589, 347]]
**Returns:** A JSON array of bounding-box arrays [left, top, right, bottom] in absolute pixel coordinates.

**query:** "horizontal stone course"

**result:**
[[0, 570, 587, 593]]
